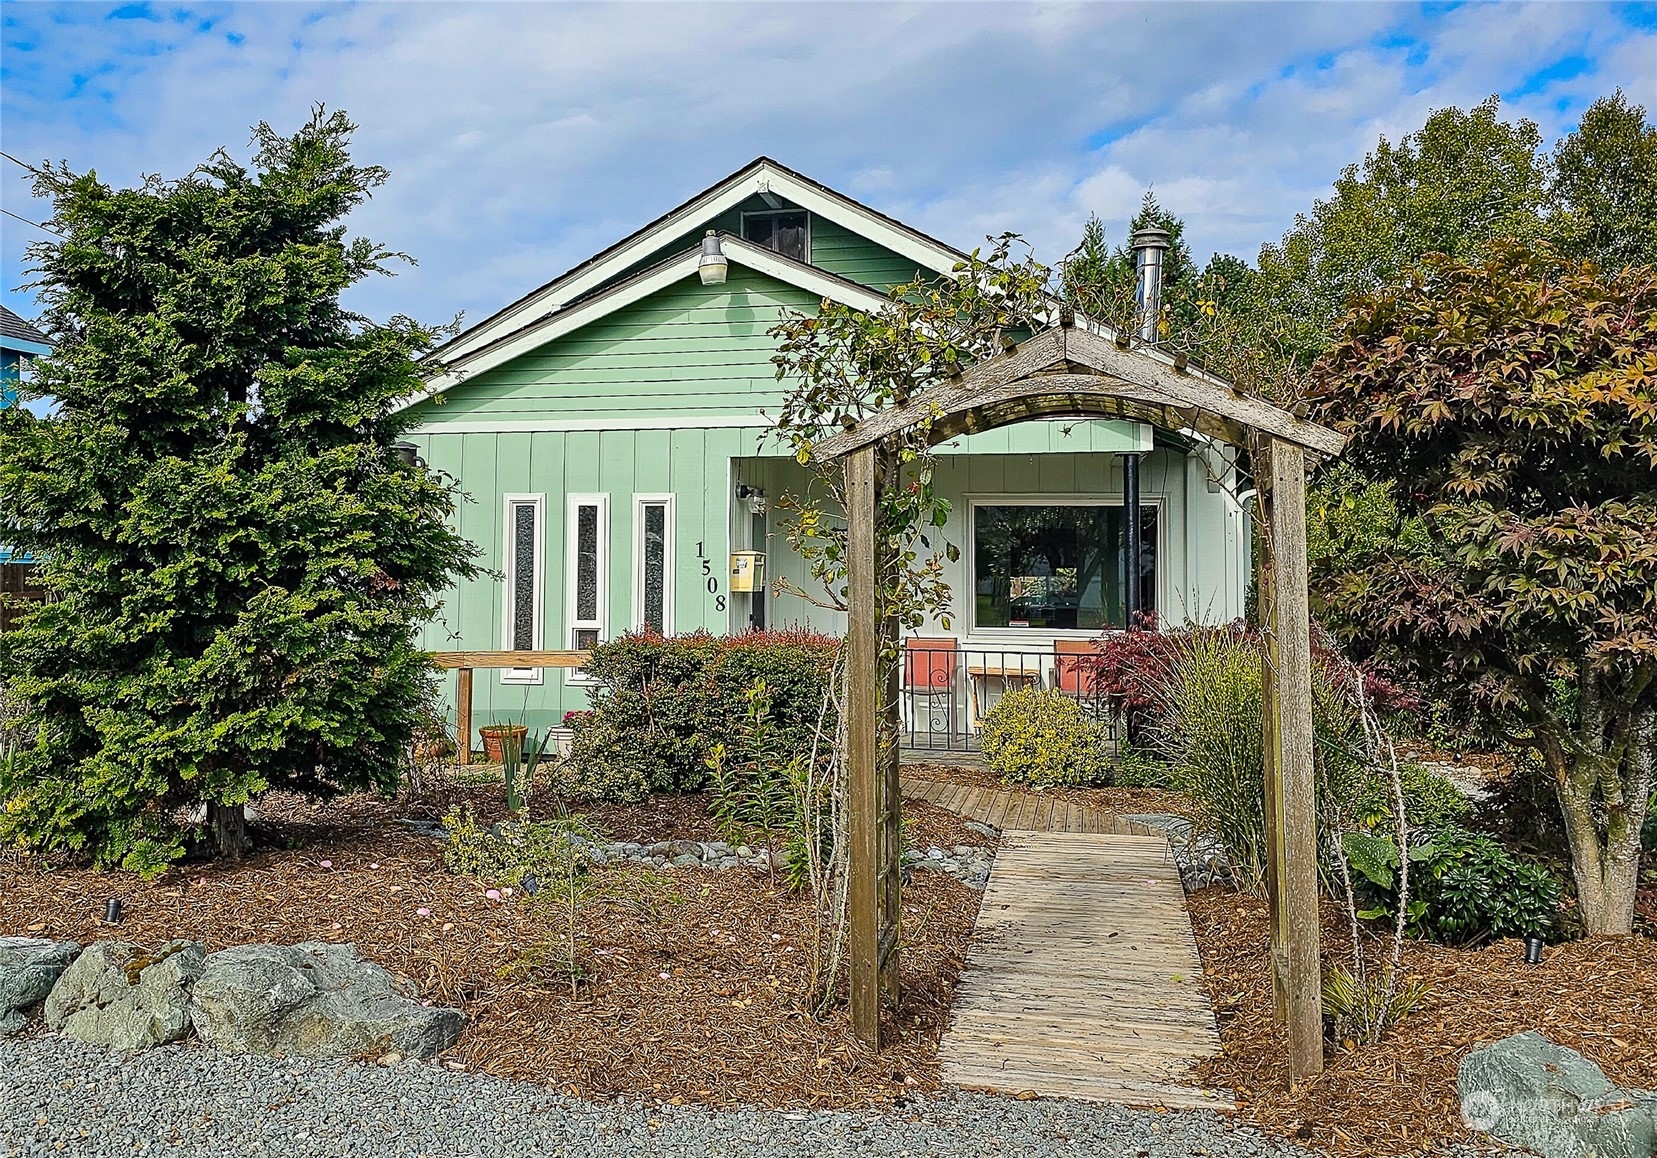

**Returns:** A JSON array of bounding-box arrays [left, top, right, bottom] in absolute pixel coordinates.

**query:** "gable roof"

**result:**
[[1, 305, 51, 355], [398, 231, 893, 414], [438, 157, 965, 364]]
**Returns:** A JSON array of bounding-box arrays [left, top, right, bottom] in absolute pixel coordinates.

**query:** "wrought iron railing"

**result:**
[[899, 639, 1120, 752]]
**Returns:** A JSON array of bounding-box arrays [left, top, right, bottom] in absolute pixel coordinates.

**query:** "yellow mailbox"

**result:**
[[729, 551, 765, 593]]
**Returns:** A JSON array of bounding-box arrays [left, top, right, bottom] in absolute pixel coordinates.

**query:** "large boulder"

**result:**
[[1459, 1030, 1656, 1158], [44, 939, 204, 1051], [0, 937, 80, 1035], [190, 942, 464, 1060]]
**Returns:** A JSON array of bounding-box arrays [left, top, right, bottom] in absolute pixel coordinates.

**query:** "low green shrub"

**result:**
[[980, 687, 1112, 788], [1343, 825, 1562, 945], [558, 630, 838, 801], [705, 677, 829, 890], [1352, 763, 1472, 832], [440, 806, 588, 887]]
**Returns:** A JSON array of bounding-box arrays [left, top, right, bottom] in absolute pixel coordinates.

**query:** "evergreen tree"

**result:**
[[0, 108, 477, 871]]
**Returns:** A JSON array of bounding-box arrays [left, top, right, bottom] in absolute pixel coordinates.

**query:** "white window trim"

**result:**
[[500, 493, 546, 686], [566, 493, 611, 685], [739, 208, 811, 264], [965, 494, 1165, 639], [631, 494, 677, 636]]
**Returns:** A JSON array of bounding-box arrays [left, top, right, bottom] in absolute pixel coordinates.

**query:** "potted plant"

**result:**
[[479, 723, 528, 765], [547, 710, 592, 758]]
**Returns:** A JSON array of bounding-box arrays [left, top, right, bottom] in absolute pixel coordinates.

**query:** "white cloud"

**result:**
[[1, 1, 1651, 329]]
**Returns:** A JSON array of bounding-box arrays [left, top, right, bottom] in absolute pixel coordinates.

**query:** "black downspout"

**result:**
[[1123, 452, 1142, 631]]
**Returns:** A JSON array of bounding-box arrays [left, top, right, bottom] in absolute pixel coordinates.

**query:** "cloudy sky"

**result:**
[[2, 2, 1653, 331]]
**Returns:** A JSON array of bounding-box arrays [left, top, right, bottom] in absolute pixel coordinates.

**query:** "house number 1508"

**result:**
[[696, 541, 726, 612]]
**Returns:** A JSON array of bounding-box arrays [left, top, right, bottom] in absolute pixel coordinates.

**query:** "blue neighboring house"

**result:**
[[1, 304, 51, 628]]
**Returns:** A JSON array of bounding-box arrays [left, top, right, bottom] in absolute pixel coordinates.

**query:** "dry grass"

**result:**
[[0, 786, 992, 1109], [1188, 887, 1657, 1157]]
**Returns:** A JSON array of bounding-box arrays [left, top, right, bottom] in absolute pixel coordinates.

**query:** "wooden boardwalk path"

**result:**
[[909, 776, 1232, 1110], [902, 773, 1164, 837]]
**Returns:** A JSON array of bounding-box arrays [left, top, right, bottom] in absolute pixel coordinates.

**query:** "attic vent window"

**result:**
[[742, 210, 808, 263]]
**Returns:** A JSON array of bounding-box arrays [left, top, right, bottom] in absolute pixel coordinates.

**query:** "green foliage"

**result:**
[[1312, 241, 1657, 934], [439, 806, 583, 889], [0, 109, 477, 870], [979, 687, 1112, 788], [1110, 741, 1173, 789], [1551, 90, 1657, 273], [1351, 764, 1472, 833], [1254, 95, 1552, 364], [1344, 826, 1562, 945], [1063, 194, 1201, 335], [769, 235, 1053, 632], [557, 630, 838, 801], [1322, 965, 1433, 1045], [1150, 626, 1371, 894], [704, 677, 828, 889]]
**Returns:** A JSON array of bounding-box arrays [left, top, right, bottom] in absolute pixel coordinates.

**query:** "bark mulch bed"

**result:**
[[909, 761, 1196, 820], [1188, 886, 1657, 1157], [1, 786, 993, 1109]]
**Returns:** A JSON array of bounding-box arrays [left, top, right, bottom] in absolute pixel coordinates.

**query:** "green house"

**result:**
[[401, 159, 1251, 748]]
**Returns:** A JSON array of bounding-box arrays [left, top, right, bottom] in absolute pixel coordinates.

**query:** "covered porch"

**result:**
[[732, 424, 1250, 751]]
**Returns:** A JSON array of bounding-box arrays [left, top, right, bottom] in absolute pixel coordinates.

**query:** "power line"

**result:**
[[1, 207, 59, 236], [0, 151, 42, 176]]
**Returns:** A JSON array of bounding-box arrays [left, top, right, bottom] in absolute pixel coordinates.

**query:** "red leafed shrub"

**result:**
[[1085, 613, 1415, 738]]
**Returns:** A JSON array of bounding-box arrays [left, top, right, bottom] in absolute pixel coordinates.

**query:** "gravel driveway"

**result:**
[[1, 1035, 1319, 1158]]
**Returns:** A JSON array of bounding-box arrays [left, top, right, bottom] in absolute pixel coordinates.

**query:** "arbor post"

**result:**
[[1262, 437, 1323, 1086], [845, 445, 881, 1050], [1255, 469, 1289, 1027], [455, 667, 474, 764]]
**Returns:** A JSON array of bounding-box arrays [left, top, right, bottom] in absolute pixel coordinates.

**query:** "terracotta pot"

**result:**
[[479, 725, 528, 764]]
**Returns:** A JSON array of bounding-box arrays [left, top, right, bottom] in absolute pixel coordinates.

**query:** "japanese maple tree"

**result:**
[[1311, 242, 1656, 935]]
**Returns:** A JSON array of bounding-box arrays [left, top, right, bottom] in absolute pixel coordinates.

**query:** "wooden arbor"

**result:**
[[813, 321, 1346, 1087]]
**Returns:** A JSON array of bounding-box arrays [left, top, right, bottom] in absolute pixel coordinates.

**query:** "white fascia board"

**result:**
[[405, 415, 775, 435], [441, 162, 957, 363], [396, 240, 892, 414]]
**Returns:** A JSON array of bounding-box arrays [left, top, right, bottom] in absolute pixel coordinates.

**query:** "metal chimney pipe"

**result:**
[[1132, 226, 1172, 345]]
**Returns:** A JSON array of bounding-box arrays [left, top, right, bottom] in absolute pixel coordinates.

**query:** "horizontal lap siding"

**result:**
[[808, 217, 928, 291], [413, 268, 820, 422]]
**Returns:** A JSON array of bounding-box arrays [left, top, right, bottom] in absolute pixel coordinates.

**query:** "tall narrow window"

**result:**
[[501, 494, 545, 685], [566, 494, 610, 660], [633, 495, 675, 635]]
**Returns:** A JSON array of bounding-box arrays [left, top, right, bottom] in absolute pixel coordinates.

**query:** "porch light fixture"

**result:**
[[698, 230, 728, 286], [392, 441, 426, 469]]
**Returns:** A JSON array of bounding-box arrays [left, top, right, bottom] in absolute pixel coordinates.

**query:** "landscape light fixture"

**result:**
[[103, 898, 124, 924], [698, 230, 728, 286], [1524, 934, 1544, 965]]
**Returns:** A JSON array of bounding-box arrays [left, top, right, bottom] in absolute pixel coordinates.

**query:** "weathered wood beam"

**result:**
[[430, 650, 590, 670], [1254, 451, 1289, 1027], [925, 376, 1254, 450], [1263, 438, 1324, 1086], [844, 445, 882, 1050], [810, 325, 1344, 461], [455, 667, 474, 762]]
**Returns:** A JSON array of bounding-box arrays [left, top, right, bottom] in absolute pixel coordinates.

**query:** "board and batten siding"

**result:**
[[742, 447, 1249, 640], [408, 425, 751, 728]]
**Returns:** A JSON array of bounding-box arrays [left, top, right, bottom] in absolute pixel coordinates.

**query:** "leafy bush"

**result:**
[[705, 677, 828, 889], [1352, 763, 1472, 832], [980, 687, 1112, 788], [1087, 615, 1415, 744], [559, 629, 838, 802], [440, 806, 586, 888], [1344, 825, 1562, 945]]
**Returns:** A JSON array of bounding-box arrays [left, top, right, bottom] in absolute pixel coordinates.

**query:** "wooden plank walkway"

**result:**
[[903, 772, 1163, 837], [936, 828, 1233, 1111]]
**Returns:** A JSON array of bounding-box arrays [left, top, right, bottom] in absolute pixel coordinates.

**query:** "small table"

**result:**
[[967, 662, 1042, 728]]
